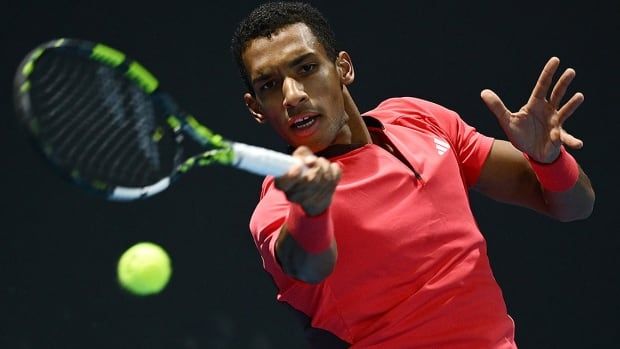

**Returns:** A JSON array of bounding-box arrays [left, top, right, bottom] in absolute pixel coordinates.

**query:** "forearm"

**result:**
[[475, 140, 595, 221], [524, 146, 595, 221], [541, 168, 595, 222], [276, 227, 337, 283], [275, 205, 337, 283]]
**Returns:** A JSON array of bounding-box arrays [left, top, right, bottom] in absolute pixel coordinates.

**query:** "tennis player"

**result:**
[[231, 2, 595, 348]]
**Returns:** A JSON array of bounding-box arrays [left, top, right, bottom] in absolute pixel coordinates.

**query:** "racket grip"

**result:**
[[231, 142, 304, 177]]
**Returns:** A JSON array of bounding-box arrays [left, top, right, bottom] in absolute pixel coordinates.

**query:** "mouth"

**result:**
[[289, 113, 319, 130]]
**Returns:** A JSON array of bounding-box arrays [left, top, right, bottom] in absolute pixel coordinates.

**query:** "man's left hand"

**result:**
[[481, 57, 584, 163]]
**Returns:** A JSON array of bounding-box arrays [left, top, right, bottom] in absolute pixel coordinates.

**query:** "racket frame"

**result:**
[[14, 38, 301, 201]]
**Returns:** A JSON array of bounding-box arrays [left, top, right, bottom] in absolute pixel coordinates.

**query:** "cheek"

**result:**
[[312, 69, 342, 104], [263, 110, 290, 134], [258, 98, 285, 120]]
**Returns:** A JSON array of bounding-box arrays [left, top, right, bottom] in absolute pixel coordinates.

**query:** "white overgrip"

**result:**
[[231, 142, 302, 177]]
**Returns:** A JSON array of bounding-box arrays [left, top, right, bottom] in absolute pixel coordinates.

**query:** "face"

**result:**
[[242, 23, 354, 152]]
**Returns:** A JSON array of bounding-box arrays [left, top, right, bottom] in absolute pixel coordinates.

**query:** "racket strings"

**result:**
[[43, 71, 112, 156], [89, 87, 158, 185], [28, 50, 177, 187]]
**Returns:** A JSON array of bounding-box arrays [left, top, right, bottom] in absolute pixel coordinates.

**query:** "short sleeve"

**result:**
[[429, 103, 494, 186], [366, 97, 494, 186]]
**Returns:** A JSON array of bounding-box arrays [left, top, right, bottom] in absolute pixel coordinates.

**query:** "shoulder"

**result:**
[[362, 97, 460, 126], [259, 176, 276, 199], [249, 176, 288, 237]]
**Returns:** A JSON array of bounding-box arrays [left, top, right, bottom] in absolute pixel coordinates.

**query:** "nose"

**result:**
[[282, 77, 308, 108]]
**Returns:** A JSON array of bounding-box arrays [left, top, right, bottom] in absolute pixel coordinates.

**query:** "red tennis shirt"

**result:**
[[250, 97, 517, 348]]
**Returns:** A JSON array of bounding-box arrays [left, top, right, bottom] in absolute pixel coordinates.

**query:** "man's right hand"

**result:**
[[275, 146, 341, 216]]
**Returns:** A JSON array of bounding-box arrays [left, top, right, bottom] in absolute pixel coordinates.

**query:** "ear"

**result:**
[[336, 51, 355, 85], [244, 93, 266, 124]]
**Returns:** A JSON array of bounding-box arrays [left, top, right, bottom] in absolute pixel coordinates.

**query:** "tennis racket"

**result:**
[[13, 38, 301, 201]]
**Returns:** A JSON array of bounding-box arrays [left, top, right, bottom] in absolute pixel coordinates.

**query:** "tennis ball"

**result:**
[[117, 242, 172, 296]]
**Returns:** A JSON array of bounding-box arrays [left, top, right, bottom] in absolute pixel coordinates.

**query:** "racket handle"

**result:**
[[231, 142, 303, 177]]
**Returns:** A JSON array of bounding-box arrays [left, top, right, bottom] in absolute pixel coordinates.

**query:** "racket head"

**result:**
[[13, 38, 228, 200]]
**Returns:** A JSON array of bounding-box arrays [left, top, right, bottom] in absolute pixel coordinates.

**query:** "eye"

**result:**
[[260, 80, 277, 91], [300, 63, 316, 74]]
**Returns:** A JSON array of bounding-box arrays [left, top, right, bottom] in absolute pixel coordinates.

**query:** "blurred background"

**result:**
[[1, 0, 618, 348]]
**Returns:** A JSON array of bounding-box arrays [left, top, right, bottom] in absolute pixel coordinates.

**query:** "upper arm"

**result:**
[[473, 139, 549, 213]]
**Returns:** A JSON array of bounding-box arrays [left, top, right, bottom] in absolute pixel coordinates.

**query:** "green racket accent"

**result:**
[[126, 61, 158, 93], [197, 148, 234, 166], [92, 180, 108, 190], [53, 38, 66, 47], [186, 116, 225, 147], [20, 81, 31, 93], [31, 47, 45, 60], [177, 147, 235, 173], [19, 47, 44, 92], [22, 61, 35, 77], [91, 44, 126, 67], [166, 115, 182, 131], [178, 157, 196, 173], [152, 127, 164, 142], [21, 47, 45, 78], [28, 119, 39, 135]]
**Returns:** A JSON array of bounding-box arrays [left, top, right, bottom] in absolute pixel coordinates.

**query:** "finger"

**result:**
[[560, 129, 584, 149], [285, 174, 322, 201], [549, 128, 561, 145], [549, 68, 576, 109], [308, 159, 334, 189], [481, 89, 511, 126], [330, 163, 342, 182], [292, 145, 313, 157], [557, 92, 585, 125], [275, 173, 299, 192], [286, 186, 314, 204], [304, 161, 339, 200], [302, 154, 319, 168], [290, 146, 315, 175], [311, 182, 338, 210], [275, 177, 294, 193], [323, 161, 342, 185], [287, 175, 331, 208], [289, 161, 306, 177], [529, 57, 560, 101], [307, 183, 333, 207], [275, 162, 306, 190]]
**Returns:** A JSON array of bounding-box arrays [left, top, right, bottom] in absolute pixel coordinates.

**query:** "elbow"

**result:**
[[282, 242, 338, 284], [555, 189, 596, 223], [276, 232, 338, 284], [556, 211, 590, 223], [295, 246, 338, 284], [573, 198, 595, 222], [296, 266, 335, 284]]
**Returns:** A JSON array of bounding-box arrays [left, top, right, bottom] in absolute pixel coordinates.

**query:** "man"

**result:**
[[231, 2, 595, 348]]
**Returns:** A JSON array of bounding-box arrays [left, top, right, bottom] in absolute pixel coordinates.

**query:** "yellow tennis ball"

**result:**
[[117, 242, 172, 296]]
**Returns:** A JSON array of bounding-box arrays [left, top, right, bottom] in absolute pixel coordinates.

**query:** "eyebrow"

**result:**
[[252, 52, 317, 85], [289, 52, 316, 68]]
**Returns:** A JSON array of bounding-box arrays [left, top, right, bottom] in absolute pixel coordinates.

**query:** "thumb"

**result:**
[[481, 89, 511, 125], [292, 145, 313, 157], [292, 146, 317, 168]]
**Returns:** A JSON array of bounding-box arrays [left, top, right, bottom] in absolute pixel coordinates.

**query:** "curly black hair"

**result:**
[[231, 2, 338, 93]]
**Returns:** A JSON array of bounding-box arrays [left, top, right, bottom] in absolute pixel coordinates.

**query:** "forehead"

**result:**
[[242, 23, 327, 76]]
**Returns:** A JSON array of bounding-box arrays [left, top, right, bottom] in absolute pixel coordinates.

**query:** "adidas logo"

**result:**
[[434, 138, 450, 155]]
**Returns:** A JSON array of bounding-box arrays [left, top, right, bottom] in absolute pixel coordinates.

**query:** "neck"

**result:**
[[342, 85, 372, 145]]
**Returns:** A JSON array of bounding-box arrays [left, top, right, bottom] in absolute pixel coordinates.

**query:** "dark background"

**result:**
[[1, 0, 618, 348]]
